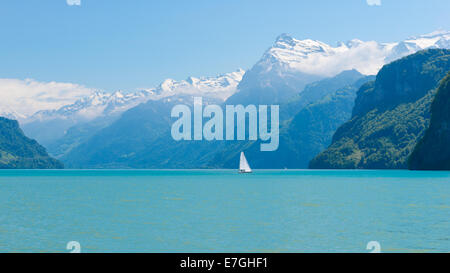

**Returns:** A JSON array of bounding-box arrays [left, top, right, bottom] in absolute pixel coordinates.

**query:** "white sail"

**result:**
[[239, 152, 252, 173]]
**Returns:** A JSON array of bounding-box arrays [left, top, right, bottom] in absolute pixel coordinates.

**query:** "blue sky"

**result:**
[[0, 0, 449, 91]]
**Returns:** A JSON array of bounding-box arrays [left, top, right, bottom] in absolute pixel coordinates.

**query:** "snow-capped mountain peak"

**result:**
[[26, 90, 153, 123], [228, 30, 450, 105], [22, 69, 245, 124], [270, 34, 335, 61], [407, 29, 449, 40], [384, 30, 450, 63], [6, 30, 449, 124], [145, 69, 245, 101], [253, 30, 450, 78]]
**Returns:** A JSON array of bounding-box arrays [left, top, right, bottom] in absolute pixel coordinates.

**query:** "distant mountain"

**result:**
[[0, 117, 62, 169], [385, 31, 450, 63], [226, 34, 326, 105], [280, 69, 364, 120], [215, 74, 374, 169], [2, 30, 449, 122], [61, 98, 175, 168], [21, 69, 245, 155], [227, 31, 450, 105], [61, 72, 373, 169], [44, 116, 119, 159], [409, 72, 450, 170], [310, 49, 450, 169], [145, 69, 245, 102], [21, 90, 153, 146], [6, 31, 450, 169]]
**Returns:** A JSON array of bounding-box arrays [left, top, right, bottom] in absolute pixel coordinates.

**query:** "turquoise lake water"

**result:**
[[0, 170, 448, 253]]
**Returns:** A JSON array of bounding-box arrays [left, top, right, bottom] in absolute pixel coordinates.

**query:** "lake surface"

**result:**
[[0, 170, 449, 253]]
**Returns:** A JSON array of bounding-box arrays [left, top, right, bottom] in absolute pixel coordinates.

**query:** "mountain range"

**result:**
[[62, 70, 373, 169], [4, 30, 449, 122], [0, 30, 449, 169], [215, 71, 375, 169], [62, 48, 450, 170], [20, 70, 245, 147]]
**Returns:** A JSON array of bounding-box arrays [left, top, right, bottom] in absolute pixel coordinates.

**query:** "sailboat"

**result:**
[[239, 152, 252, 173]]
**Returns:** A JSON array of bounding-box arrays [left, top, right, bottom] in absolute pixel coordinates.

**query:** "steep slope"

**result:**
[[0, 117, 63, 169], [409, 72, 450, 170], [310, 49, 450, 169]]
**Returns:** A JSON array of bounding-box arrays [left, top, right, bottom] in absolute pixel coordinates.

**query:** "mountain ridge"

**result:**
[[310, 49, 450, 169], [0, 117, 63, 169]]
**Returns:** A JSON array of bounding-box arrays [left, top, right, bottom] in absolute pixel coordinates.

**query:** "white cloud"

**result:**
[[366, 0, 381, 6], [67, 0, 81, 6], [0, 79, 96, 119], [280, 41, 390, 76]]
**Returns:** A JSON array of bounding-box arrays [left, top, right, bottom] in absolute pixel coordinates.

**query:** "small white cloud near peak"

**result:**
[[67, 0, 81, 6], [366, 0, 381, 6]]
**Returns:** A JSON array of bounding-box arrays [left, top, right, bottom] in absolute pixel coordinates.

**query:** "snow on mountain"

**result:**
[[26, 90, 153, 124], [144, 69, 245, 101], [227, 30, 450, 105], [255, 30, 450, 79], [251, 33, 385, 79], [385, 30, 450, 63], [4, 30, 448, 123], [0, 69, 243, 127], [19, 90, 155, 146], [22, 69, 245, 125], [18, 69, 244, 147]]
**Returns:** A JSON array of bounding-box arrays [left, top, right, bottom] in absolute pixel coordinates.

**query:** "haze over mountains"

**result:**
[[0, 30, 449, 169]]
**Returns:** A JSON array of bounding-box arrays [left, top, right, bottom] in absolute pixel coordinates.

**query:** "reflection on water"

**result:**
[[0, 170, 449, 253]]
